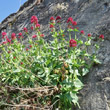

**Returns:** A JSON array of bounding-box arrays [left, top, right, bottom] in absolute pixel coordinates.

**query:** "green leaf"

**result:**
[[13, 68, 21, 73], [74, 78, 83, 88], [45, 68, 50, 74], [69, 68, 74, 74], [95, 44, 99, 49], [78, 40, 83, 44], [85, 40, 91, 46], [70, 92, 79, 104], [75, 69, 81, 76], [73, 28, 79, 32], [67, 28, 73, 32], [82, 68, 89, 76], [66, 59, 73, 64], [84, 53, 90, 57], [94, 58, 101, 64], [54, 95, 60, 99]]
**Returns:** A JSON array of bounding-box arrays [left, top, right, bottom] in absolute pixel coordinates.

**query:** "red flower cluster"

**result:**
[[40, 34, 44, 37], [11, 33, 16, 40], [50, 16, 61, 24], [56, 16, 61, 23], [80, 30, 84, 35], [2, 32, 6, 36], [31, 16, 38, 24], [31, 26, 34, 30], [2, 41, 7, 45], [62, 34, 65, 37], [1, 36, 11, 44], [32, 35, 37, 38], [50, 16, 55, 24], [8, 51, 11, 54], [50, 16, 56, 29], [23, 27, 28, 33], [2, 32, 7, 39], [6, 37, 11, 43], [68, 25, 74, 29], [21, 62, 23, 65], [67, 17, 73, 23], [99, 34, 104, 39], [72, 21, 77, 26], [18, 32, 22, 36], [50, 24, 54, 28], [69, 39, 77, 47], [26, 48, 29, 51], [13, 56, 16, 59], [31, 15, 40, 29], [56, 16, 61, 20], [50, 16, 55, 21], [29, 45, 32, 48], [35, 23, 40, 28], [18, 32, 23, 38], [88, 33, 91, 37], [67, 17, 77, 28]]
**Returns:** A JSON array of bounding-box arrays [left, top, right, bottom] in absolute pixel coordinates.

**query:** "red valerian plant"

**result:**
[[30, 15, 38, 24], [72, 21, 77, 26], [18, 32, 22, 36], [29, 45, 32, 48], [23, 27, 28, 32], [56, 16, 61, 23], [31, 26, 34, 30], [40, 34, 44, 37], [88, 33, 91, 37], [99, 34, 104, 39], [50, 24, 54, 28], [69, 39, 77, 47], [80, 30, 84, 35], [6, 37, 11, 43], [56, 16, 61, 20], [50, 16, 55, 21], [2, 32, 7, 36], [2, 41, 7, 45], [11, 33, 16, 40], [35, 23, 40, 28], [67, 17, 73, 23], [2, 32, 7, 38], [0, 15, 104, 109], [32, 35, 37, 38]]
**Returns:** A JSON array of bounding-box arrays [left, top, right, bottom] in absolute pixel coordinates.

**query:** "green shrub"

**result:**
[[0, 16, 104, 109]]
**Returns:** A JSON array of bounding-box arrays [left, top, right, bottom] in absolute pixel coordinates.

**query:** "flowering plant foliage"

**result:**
[[0, 15, 104, 109]]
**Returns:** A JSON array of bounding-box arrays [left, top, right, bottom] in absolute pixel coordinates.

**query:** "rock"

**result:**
[[0, 0, 110, 110]]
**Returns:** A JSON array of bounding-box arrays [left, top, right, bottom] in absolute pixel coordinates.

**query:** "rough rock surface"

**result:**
[[0, 0, 110, 110]]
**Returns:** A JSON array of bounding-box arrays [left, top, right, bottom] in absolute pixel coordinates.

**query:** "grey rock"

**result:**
[[1, 0, 110, 110]]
